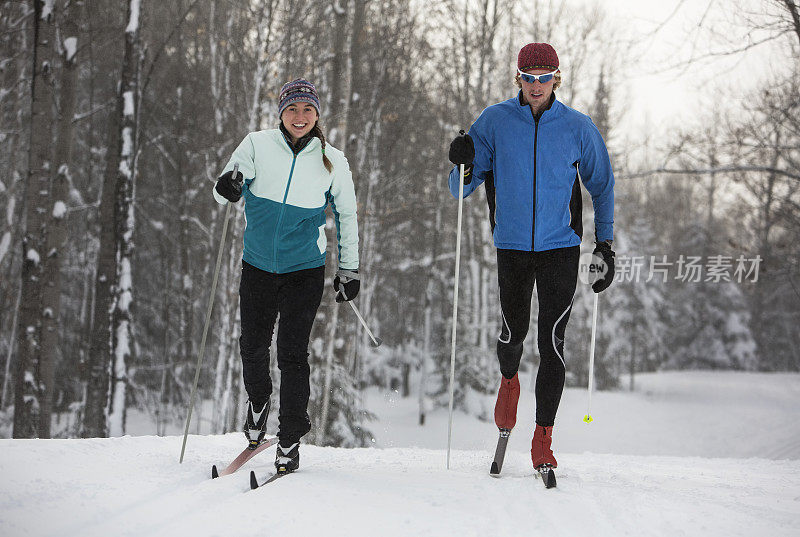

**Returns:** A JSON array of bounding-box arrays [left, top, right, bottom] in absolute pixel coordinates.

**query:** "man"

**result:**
[[446, 42, 615, 478]]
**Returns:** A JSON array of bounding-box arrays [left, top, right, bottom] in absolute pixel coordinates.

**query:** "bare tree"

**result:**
[[13, 0, 57, 439], [0, 0, 32, 414], [82, 0, 142, 437], [780, 0, 800, 45], [36, 0, 83, 438]]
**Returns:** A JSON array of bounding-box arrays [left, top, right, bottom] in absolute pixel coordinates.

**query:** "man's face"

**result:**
[[519, 68, 557, 108]]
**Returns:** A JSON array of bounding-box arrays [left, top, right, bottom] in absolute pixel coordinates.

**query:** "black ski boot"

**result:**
[[243, 399, 270, 450], [275, 442, 300, 475]]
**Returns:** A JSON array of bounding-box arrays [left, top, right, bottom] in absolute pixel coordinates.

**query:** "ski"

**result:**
[[249, 469, 291, 489], [211, 436, 279, 479], [489, 428, 511, 476], [535, 464, 557, 489]]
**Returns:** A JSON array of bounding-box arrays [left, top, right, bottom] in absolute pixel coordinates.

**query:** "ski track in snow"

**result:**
[[2, 372, 800, 536], [1, 435, 799, 537]]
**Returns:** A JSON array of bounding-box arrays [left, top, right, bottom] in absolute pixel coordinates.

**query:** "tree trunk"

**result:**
[[2, 285, 22, 411], [345, 0, 367, 159], [82, 0, 141, 437], [14, 0, 57, 439], [780, 0, 800, 46], [629, 315, 636, 392], [208, 0, 240, 434], [317, 298, 340, 443], [328, 0, 349, 144], [1, 2, 29, 412], [38, 0, 83, 438], [107, 0, 142, 437], [418, 207, 442, 426]]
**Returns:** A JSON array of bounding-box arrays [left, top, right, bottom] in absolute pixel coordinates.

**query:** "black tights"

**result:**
[[239, 261, 324, 445], [496, 246, 579, 427]]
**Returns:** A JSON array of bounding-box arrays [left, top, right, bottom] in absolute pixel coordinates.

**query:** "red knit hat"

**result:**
[[517, 43, 559, 71]]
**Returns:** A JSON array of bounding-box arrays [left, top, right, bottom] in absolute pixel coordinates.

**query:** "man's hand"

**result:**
[[592, 241, 615, 293], [448, 130, 474, 166]]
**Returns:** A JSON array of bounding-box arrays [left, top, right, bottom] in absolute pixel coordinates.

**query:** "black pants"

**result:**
[[496, 246, 579, 427], [239, 261, 324, 445]]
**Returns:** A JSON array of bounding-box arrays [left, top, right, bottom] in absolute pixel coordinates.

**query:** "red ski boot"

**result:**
[[494, 373, 521, 430], [531, 424, 558, 469]]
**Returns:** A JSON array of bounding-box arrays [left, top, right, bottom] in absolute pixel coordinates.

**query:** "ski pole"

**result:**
[[447, 157, 466, 469], [347, 300, 382, 348], [583, 292, 599, 423], [180, 163, 240, 463]]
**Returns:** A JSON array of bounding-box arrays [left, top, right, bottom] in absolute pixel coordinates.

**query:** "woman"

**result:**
[[213, 78, 360, 475]]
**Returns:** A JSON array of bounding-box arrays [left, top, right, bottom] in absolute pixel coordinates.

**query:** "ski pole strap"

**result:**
[[336, 269, 360, 282]]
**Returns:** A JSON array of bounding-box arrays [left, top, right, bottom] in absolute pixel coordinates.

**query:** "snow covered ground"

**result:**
[[2, 372, 799, 537], [368, 371, 800, 460]]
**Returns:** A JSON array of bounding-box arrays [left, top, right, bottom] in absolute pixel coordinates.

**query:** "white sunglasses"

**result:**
[[517, 68, 558, 84]]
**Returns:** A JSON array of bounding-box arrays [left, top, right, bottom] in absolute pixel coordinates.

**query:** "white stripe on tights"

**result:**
[[498, 308, 511, 344], [551, 296, 574, 369]]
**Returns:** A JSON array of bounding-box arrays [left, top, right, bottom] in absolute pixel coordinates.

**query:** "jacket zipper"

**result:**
[[532, 116, 540, 251], [272, 154, 298, 272]]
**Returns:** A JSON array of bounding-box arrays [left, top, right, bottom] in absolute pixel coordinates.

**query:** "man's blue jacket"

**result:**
[[448, 92, 614, 251]]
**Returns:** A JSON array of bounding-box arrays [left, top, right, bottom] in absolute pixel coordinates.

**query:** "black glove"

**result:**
[[449, 130, 474, 166], [592, 241, 615, 293], [215, 169, 244, 203], [449, 130, 475, 185], [333, 268, 360, 303]]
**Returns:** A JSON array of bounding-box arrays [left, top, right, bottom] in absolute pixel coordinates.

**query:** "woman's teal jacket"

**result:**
[[215, 129, 359, 273]]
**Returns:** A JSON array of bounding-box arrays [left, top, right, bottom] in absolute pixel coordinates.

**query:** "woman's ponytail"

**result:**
[[312, 123, 334, 173]]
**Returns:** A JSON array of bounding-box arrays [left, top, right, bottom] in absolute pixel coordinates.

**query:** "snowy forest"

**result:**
[[0, 0, 798, 445]]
